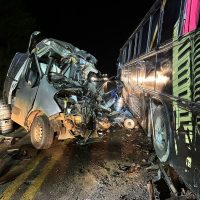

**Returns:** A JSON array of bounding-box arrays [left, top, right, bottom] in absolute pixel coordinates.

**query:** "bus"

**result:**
[[118, 0, 200, 198]]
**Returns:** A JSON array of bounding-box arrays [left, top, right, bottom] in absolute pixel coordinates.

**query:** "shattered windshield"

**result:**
[[34, 39, 99, 84], [34, 38, 106, 94], [47, 52, 98, 84]]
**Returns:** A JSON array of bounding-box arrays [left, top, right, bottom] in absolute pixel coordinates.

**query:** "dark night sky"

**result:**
[[2, 0, 156, 76]]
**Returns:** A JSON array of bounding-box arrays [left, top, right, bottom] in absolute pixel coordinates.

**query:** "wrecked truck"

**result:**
[[2, 31, 112, 149]]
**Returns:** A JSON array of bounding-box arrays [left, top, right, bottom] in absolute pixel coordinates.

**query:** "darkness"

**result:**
[[0, 0, 155, 80]]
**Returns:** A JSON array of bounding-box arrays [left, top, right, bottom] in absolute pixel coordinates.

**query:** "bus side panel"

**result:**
[[121, 51, 173, 129], [155, 50, 172, 95], [121, 63, 144, 120], [171, 30, 200, 198]]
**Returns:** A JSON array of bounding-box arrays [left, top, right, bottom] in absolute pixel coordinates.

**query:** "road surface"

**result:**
[[0, 127, 195, 200]]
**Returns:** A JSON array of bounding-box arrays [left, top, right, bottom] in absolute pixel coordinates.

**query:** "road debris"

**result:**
[[147, 180, 156, 200]]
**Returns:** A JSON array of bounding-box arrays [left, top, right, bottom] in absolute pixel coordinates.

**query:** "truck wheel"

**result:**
[[153, 105, 170, 163], [30, 115, 54, 149]]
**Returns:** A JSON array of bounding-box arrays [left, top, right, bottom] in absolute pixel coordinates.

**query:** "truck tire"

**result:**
[[30, 115, 54, 149], [0, 99, 13, 134], [153, 105, 170, 163]]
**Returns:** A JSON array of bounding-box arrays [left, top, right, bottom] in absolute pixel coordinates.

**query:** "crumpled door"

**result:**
[[11, 55, 40, 127]]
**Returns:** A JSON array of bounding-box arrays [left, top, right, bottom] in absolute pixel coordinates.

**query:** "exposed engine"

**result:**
[[53, 82, 111, 141]]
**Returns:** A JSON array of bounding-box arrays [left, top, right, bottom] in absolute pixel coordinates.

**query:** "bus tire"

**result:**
[[30, 115, 54, 149], [153, 105, 170, 163]]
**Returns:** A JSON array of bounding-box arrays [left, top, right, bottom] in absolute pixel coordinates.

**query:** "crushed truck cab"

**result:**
[[3, 34, 112, 149]]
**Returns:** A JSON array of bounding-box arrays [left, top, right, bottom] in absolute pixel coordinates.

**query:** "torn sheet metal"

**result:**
[[102, 80, 138, 129]]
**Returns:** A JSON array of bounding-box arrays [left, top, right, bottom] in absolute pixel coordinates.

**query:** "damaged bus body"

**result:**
[[118, 0, 200, 198], [3, 33, 112, 149]]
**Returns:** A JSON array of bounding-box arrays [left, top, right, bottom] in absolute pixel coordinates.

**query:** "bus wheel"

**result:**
[[153, 105, 170, 163], [30, 115, 54, 149]]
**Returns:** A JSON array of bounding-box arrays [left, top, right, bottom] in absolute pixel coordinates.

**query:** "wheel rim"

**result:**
[[33, 123, 43, 143], [154, 117, 167, 151]]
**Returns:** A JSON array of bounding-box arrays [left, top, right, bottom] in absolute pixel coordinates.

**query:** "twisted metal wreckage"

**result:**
[[1, 32, 136, 149]]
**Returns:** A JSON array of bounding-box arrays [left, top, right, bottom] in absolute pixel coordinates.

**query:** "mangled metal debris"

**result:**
[[102, 79, 137, 129]]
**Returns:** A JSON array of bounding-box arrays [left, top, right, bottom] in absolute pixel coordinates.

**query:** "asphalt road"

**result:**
[[0, 127, 188, 200]]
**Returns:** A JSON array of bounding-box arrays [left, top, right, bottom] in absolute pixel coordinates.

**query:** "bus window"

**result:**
[[137, 30, 142, 56], [122, 47, 126, 64], [140, 19, 150, 55], [134, 33, 139, 58], [161, 0, 182, 44], [127, 40, 132, 61], [123, 45, 129, 64], [130, 37, 135, 60], [118, 53, 123, 68], [149, 8, 160, 51], [126, 42, 131, 62]]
